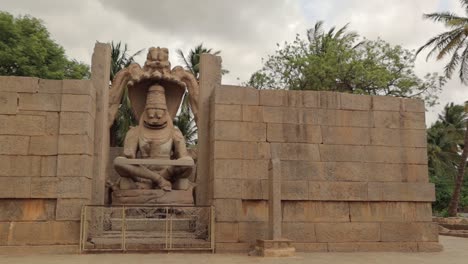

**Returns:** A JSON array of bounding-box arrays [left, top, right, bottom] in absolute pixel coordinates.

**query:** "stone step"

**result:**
[[100, 230, 199, 239], [86, 236, 211, 251], [110, 217, 196, 231]]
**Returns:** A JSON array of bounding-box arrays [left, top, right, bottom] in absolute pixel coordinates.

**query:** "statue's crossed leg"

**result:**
[[114, 157, 172, 191]]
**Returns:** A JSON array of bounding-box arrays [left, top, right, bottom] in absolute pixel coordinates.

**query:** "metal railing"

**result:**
[[80, 204, 215, 253]]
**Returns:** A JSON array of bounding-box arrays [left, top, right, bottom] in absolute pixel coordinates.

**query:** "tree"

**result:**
[[0, 11, 89, 79], [109, 41, 144, 147], [417, 0, 468, 216], [248, 21, 445, 106], [175, 44, 228, 144]]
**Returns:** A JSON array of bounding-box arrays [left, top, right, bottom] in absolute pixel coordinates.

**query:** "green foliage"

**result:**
[[173, 93, 197, 146], [176, 43, 228, 79], [0, 11, 89, 79], [428, 102, 468, 214], [248, 21, 445, 106], [416, 0, 468, 83], [109, 41, 143, 147]]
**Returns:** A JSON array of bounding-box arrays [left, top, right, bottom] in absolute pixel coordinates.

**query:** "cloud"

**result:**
[[1, 0, 466, 124]]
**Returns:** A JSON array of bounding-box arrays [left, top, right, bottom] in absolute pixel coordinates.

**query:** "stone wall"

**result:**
[[209, 86, 440, 252], [0, 44, 110, 253]]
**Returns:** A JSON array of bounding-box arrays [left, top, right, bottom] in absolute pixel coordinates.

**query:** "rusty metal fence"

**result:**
[[80, 205, 215, 253]]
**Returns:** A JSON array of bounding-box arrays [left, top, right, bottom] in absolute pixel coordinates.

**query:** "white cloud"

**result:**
[[1, 0, 466, 124]]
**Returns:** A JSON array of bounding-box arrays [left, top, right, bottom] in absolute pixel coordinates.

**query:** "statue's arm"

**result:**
[[123, 126, 139, 159], [172, 127, 191, 160]]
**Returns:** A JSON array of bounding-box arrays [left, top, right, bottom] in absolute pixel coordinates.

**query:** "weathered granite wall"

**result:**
[[0, 44, 110, 253], [209, 86, 440, 252]]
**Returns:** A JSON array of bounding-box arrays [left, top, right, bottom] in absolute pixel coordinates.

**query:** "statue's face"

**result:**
[[147, 47, 169, 68], [143, 107, 168, 129]]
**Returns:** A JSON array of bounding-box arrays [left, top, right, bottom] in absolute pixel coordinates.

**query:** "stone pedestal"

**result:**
[[253, 239, 296, 257]]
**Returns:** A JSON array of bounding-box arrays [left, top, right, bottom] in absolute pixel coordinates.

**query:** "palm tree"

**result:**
[[417, 1, 468, 216], [176, 43, 228, 79], [109, 41, 144, 147]]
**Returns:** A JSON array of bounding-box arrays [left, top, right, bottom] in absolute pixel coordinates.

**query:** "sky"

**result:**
[[1, 0, 467, 124]]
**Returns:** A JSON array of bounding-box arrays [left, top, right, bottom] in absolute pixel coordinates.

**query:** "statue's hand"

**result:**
[[178, 156, 194, 162], [123, 150, 136, 159]]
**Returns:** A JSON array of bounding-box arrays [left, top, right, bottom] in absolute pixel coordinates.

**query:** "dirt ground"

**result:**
[[0, 236, 466, 264]]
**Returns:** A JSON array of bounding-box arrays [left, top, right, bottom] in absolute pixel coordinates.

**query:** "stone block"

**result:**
[[0, 92, 17, 114], [401, 112, 426, 129], [45, 112, 60, 135], [58, 135, 93, 155], [401, 98, 425, 112], [238, 222, 268, 242], [56, 198, 89, 220], [242, 179, 266, 199], [59, 112, 94, 139], [373, 111, 400, 128], [62, 79, 95, 97], [61, 94, 94, 115], [29, 136, 58, 155], [282, 201, 349, 222], [324, 109, 373, 127], [216, 222, 239, 242], [402, 164, 428, 182], [242, 105, 263, 122], [309, 182, 367, 201], [281, 161, 324, 181], [340, 93, 372, 110], [401, 129, 426, 147], [0, 115, 46, 136], [303, 91, 320, 108], [349, 202, 432, 222], [240, 200, 268, 221], [0, 136, 29, 155], [7, 221, 80, 245], [328, 242, 418, 252], [0, 76, 39, 93], [215, 85, 258, 105], [0, 177, 31, 198], [38, 79, 62, 93], [372, 95, 401, 111], [370, 128, 400, 146], [319, 145, 365, 162], [402, 147, 428, 164], [243, 159, 269, 179], [282, 222, 316, 242], [271, 143, 320, 161], [213, 179, 242, 199], [259, 89, 287, 106], [213, 141, 270, 160], [0, 223, 9, 246], [41, 156, 57, 176], [31, 177, 58, 198], [368, 182, 435, 201], [267, 123, 322, 143], [0, 199, 55, 221], [322, 126, 370, 145], [57, 154, 93, 178], [365, 146, 402, 163], [293, 242, 328, 252], [263, 106, 302, 124], [214, 121, 266, 141], [322, 162, 368, 182], [0, 155, 41, 177], [18, 93, 61, 111], [213, 159, 243, 179], [417, 242, 443, 252], [57, 176, 92, 198], [301, 109, 322, 125], [213, 199, 242, 222], [281, 180, 308, 200], [287, 90, 303, 107], [381, 222, 439, 242], [214, 104, 242, 121], [367, 163, 402, 182], [320, 91, 341, 108], [315, 223, 380, 242]]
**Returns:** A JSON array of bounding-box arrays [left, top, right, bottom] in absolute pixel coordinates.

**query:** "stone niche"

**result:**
[[207, 83, 440, 253]]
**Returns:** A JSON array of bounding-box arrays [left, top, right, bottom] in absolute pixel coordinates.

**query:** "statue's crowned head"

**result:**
[[142, 84, 170, 129]]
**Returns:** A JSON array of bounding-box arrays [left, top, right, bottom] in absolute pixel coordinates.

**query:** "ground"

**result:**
[[0, 236, 466, 264]]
